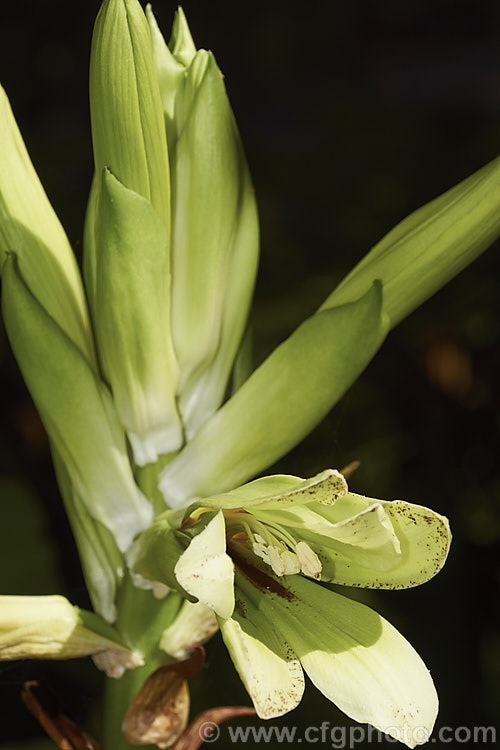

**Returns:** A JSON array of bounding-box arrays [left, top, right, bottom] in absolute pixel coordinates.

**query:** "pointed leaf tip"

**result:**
[[169, 6, 197, 65], [323, 155, 500, 329], [0, 85, 95, 365], [89, 0, 170, 228]]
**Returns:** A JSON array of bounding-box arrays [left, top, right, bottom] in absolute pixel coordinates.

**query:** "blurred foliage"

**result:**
[[0, 0, 499, 747]]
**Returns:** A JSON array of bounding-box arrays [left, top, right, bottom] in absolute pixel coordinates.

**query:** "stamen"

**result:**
[[224, 509, 321, 580], [295, 541, 322, 580]]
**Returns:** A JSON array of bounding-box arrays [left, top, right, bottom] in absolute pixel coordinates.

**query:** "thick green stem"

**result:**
[[101, 571, 182, 749], [102, 652, 164, 750], [100, 454, 183, 748]]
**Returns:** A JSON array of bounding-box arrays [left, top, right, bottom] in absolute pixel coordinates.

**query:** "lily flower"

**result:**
[[129, 469, 451, 747]]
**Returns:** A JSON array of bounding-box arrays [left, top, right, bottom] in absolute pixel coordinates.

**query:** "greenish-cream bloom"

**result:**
[[0, 0, 498, 609], [129, 469, 451, 747], [0, 595, 143, 678], [1, 2, 499, 742]]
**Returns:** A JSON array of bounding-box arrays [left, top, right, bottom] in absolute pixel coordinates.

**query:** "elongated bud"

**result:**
[[168, 6, 197, 66], [2, 258, 152, 551], [148, 7, 259, 439], [322, 155, 500, 326], [92, 169, 183, 465], [89, 0, 170, 229], [0, 86, 95, 366], [159, 284, 387, 507], [0, 595, 142, 677], [146, 5, 194, 153]]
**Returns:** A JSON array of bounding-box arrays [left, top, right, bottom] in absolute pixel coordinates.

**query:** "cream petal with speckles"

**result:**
[[299, 494, 451, 589], [180, 469, 348, 516], [174, 511, 234, 619], [254, 574, 438, 749], [219, 609, 304, 719], [251, 500, 402, 572]]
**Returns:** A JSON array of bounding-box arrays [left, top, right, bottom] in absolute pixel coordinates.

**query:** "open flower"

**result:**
[[129, 469, 451, 748], [1, 2, 499, 747]]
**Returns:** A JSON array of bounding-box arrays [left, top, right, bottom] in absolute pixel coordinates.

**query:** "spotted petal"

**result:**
[[253, 501, 401, 572], [182, 470, 347, 518], [238, 569, 437, 748], [302, 493, 451, 588], [174, 512, 234, 619], [219, 606, 304, 719]]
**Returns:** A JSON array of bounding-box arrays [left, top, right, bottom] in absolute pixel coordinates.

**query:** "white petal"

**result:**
[[266, 575, 438, 748], [174, 511, 234, 619], [219, 610, 304, 719]]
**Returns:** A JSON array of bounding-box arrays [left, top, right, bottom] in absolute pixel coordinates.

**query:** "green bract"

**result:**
[[129, 469, 451, 746], [89, 0, 171, 227]]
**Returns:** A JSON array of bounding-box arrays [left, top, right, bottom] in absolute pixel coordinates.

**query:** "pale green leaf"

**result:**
[[82, 174, 99, 314], [160, 283, 388, 508], [126, 514, 185, 595], [170, 50, 259, 438], [52, 447, 123, 624], [168, 6, 197, 66], [231, 322, 254, 393], [0, 85, 95, 366], [322, 155, 500, 328], [1, 258, 152, 551], [145, 4, 186, 153]]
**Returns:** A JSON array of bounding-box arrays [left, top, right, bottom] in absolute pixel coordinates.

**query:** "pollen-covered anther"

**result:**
[[252, 535, 300, 577], [295, 541, 322, 580]]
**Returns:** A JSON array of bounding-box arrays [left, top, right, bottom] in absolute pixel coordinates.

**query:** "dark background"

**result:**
[[0, 1, 499, 748]]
